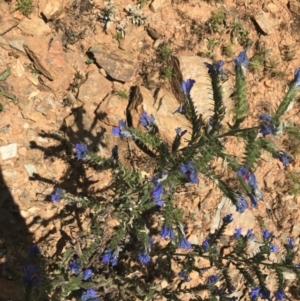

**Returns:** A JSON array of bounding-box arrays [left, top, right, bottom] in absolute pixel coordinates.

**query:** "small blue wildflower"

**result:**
[[234, 228, 242, 239], [234, 50, 249, 70], [75, 143, 88, 160], [274, 289, 288, 301], [181, 79, 195, 95], [294, 68, 300, 87], [270, 243, 279, 253], [237, 166, 257, 189], [236, 194, 247, 213], [101, 249, 112, 264], [180, 162, 199, 184], [249, 193, 258, 207], [262, 229, 274, 240], [259, 114, 277, 136], [260, 124, 273, 136], [22, 265, 41, 287], [138, 251, 151, 264], [160, 224, 175, 240], [278, 151, 292, 168], [249, 287, 260, 300], [287, 237, 294, 250], [223, 214, 233, 224], [82, 269, 93, 280], [81, 288, 99, 301], [204, 60, 224, 74], [246, 229, 255, 240], [295, 264, 300, 268], [112, 120, 133, 139], [178, 270, 189, 282], [151, 183, 164, 207], [203, 239, 210, 252], [178, 237, 192, 250], [68, 260, 81, 275], [259, 286, 271, 300], [29, 245, 40, 257], [139, 112, 156, 130], [206, 275, 219, 285], [260, 113, 272, 122], [51, 188, 63, 202], [101, 249, 118, 266]]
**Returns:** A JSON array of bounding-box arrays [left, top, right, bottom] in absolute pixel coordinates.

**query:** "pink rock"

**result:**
[[78, 70, 112, 103]]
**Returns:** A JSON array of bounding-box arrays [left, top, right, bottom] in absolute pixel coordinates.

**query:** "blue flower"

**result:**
[[287, 237, 294, 250], [81, 288, 99, 301], [204, 60, 224, 74], [178, 270, 189, 282], [139, 111, 156, 130], [82, 269, 93, 280], [68, 260, 81, 275], [160, 224, 175, 240], [29, 245, 40, 257], [178, 237, 192, 250], [246, 229, 255, 240], [259, 114, 277, 136], [151, 183, 164, 207], [180, 162, 199, 184], [75, 143, 88, 160], [112, 120, 133, 139], [274, 289, 288, 300], [237, 166, 257, 189], [22, 265, 41, 287], [236, 194, 247, 213], [101, 249, 118, 266], [260, 113, 272, 122], [262, 229, 274, 240], [259, 286, 271, 300], [181, 79, 195, 95], [249, 287, 260, 300], [260, 124, 273, 136], [223, 214, 233, 224], [138, 251, 151, 264], [270, 243, 279, 253], [202, 239, 210, 252], [234, 50, 249, 70], [234, 228, 242, 239], [206, 275, 219, 285], [51, 188, 63, 202], [294, 68, 300, 87], [278, 151, 292, 168], [249, 193, 258, 207]]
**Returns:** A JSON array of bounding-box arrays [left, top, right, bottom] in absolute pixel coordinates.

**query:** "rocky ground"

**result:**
[[1, 0, 300, 299]]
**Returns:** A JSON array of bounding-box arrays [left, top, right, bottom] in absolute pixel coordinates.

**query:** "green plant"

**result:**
[[17, 50, 300, 301], [137, 0, 148, 6], [85, 58, 95, 65], [265, 58, 287, 80], [199, 37, 218, 59], [158, 43, 173, 61], [115, 89, 129, 99], [286, 171, 300, 195], [207, 9, 226, 33], [16, 0, 34, 16], [231, 17, 252, 47], [161, 66, 173, 80], [114, 31, 124, 42], [222, 43, 234, 57]]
